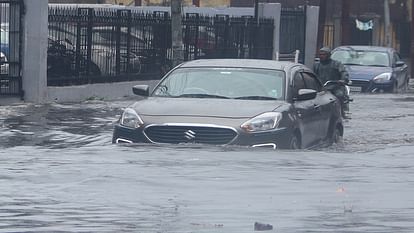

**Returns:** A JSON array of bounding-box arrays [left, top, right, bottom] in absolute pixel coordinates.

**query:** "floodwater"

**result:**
[[1, 93, 414, 232]]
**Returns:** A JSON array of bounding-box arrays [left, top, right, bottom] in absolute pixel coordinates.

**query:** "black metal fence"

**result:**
[[0, 0, 23, 97], [48, 6, 274, 86], [279, 7, 306, 63]]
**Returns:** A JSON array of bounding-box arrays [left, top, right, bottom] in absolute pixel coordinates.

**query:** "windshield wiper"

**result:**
[[176, 93, 230, 99], [235, 96, 278, 100], [343, 63, 363, 66], [367, 64, 388, 67]]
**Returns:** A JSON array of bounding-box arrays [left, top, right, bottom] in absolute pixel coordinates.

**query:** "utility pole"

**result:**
[[254, 0, 259, 23], [411, 0, 414, 79], [384, 0, 392, 47], [171, 0, 184, 67], [341, 0, 351, 45]]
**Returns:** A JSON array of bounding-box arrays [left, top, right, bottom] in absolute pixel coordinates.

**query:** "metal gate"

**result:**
[[280, 7, 306, 63], [0, 0, 23, 97]]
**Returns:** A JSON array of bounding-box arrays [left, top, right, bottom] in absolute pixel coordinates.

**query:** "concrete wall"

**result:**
[[304, 5, 319, 68], [258, 3, 281, 59], [21, 0, 48, 103]]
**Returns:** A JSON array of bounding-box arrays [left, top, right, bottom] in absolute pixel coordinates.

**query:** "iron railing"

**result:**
[[0, 0, 23, 97], [48, 6, 274, 86]]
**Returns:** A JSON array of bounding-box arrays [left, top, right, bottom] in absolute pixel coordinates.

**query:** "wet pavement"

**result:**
[[1, 92, 414, 232]]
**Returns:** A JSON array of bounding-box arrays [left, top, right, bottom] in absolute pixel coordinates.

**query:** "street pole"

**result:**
[[171, 0, 184, 67], [384, 0, 392, 47], [254, 0, 259, 23], [411, 0, 414, 79], [341, 0, 351, 45]]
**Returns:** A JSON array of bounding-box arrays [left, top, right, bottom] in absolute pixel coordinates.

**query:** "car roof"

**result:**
[[333, 45, 394, 53], [178, 59, 305, 71]]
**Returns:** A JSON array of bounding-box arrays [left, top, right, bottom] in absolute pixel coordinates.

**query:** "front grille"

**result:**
[[351, 80, 369, 86], [144, 125, 238, 145], [351, 79, 371, 91]]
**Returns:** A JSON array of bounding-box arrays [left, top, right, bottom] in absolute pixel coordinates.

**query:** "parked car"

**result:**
[[48, 25, 171, 76], [331, 45, 409, 93], [112, 59, 344, 149], [1, 28, 9, 75]]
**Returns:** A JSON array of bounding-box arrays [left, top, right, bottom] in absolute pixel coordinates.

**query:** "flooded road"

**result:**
[[1, 93, 414, 232]]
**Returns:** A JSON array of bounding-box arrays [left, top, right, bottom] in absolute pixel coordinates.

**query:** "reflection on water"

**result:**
[[0, 94, 414, 232]]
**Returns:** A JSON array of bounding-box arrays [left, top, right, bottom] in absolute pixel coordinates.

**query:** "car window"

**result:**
[[393, 52, 401, 65], [292, 72, 305, 96], [302, 72, 321, 91], [332, 50, 390, 67], [153, 67, 285, 100]]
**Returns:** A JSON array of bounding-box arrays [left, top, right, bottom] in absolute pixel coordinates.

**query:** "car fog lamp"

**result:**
[[241, 112, 282, 132], [373, 73, 392, 83], [120, 108, 144, 128]]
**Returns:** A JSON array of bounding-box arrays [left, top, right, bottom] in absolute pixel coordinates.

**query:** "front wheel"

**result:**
[[391, 81, 398, 93], [288, 133, 301, 149], [329, 125, 343, 145]]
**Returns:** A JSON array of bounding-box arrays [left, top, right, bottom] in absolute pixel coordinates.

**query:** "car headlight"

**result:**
[[241, 112, 282, 132], [373, 73, 392, 83], [120, 108, 144, 128]]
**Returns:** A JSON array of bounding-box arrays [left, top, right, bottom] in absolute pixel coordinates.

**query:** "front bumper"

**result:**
[[350, 79, 394, 93], [112, 124, 291, 149]]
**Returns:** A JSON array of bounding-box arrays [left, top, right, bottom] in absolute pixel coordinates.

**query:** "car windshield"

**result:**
[[152, 67, 285, 100], [331, 50, 390, 67]]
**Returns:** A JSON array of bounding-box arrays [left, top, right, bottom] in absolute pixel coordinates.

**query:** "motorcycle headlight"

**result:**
[[120, 108, 144, 128], [241, 112, 282, 132], [373, 73, 392, 83]]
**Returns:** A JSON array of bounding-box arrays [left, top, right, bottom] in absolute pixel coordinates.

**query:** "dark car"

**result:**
[[331, 46, 409, 93], [112, 59, 343, 149]]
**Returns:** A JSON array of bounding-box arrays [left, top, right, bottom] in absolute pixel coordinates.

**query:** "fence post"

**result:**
[[304, 5, 319, 68], [21, 0, 48, 103], [86, 8, 93, 76], [259, 3, 281, 61], [171, 0, 184, 67]]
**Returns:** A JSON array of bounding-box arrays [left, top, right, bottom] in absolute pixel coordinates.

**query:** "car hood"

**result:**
[[130, 97, 286, 118], [345, 65, 392, 81]]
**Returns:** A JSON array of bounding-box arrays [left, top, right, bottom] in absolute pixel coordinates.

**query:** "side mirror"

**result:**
[[295, 89, 317, 101], [132, 85, 149, 96], [395, 60, 405, 67]]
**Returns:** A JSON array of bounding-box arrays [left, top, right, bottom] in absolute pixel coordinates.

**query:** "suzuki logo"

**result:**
[[184, 130, 196, 140]]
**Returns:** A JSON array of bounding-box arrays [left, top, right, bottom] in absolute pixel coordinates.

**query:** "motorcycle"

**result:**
[[47, 38, 101, 78], [324, 80, 353, 118]]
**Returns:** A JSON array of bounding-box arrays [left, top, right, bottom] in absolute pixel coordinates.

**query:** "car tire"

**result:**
[[89, 63, 101, 76], [288, 133, 301, 149], [330, 125, 343, 145], [391, 81, 398, 93], [402, 78, 409, 93]]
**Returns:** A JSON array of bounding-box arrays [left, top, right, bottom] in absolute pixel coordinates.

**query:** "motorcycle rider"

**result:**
[[313, 47, 350, 118]]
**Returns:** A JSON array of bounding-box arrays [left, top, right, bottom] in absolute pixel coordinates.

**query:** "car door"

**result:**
[[291, 71, 320, 148], [301, 71, 334, 141], [392, 52, 408, 88]]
